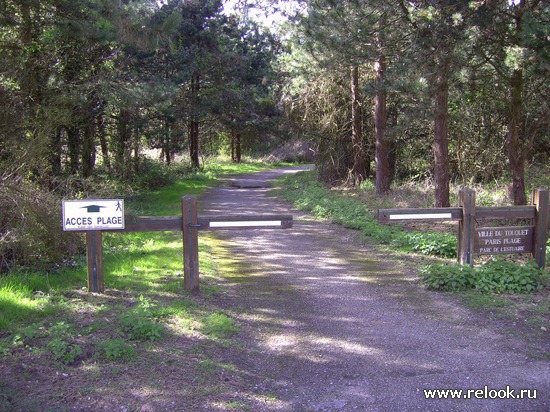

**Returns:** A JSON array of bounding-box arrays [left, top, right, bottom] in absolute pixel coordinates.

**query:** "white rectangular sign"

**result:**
[[62, 199, 124, 231], [209, 220, 282, 228], [389, 213, 453, 220]]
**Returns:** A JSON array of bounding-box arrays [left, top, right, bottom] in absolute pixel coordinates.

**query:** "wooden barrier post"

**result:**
[[86, 231, 104, 293], [532, 188, 549, 268], [182, 195, 200, 292], [458, 188, 476, 266]]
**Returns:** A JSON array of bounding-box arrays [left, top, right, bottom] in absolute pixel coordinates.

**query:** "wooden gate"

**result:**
[[81, 195, 292, 293], [379, 188, 549, 268]]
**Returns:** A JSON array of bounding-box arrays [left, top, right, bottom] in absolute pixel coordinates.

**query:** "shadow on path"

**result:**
[[199, 167, 550, 412]]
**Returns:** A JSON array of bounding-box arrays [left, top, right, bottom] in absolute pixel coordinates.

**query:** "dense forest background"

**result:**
[[1, 0, 548, 271]]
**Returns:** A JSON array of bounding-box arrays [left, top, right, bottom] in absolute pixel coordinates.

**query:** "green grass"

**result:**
[[0, 158, 279, 411], [0, 158, 280, 333], [280, 170, 457, 258]]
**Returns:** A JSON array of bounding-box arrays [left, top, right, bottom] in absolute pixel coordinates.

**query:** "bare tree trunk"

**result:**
[[433, 59, 450, 207], [67, 126, 80, 175], [374, 55, 390, 195], [81, 114, 97, 178], [164, 120, 172, 165], [350, 65, 366, 185], [508, 68, 526, 205], [98, 114, 110, 170], [234, 132, 241, 163], [50, 128, 62, 175], [189, 120, 200, 169], [115, 110, 132, 178], [189, 74, 200, 169], [230, 130, 242, 163]]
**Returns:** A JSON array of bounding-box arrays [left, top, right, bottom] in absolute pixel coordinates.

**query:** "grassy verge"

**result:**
[[280, 170, 458, 258], [0, 159, 284, 411], [278, 169, 550, 343]]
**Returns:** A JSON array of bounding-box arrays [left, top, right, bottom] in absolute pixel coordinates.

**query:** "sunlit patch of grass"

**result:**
[[0, 273, 75, 330], [201, 311, 239, 339], [0, 158, 278, 333]]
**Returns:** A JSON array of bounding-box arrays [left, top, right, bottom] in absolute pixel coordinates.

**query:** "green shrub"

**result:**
[[98, 339, 136, 361], [420, 261, 549, 293], [46, 322, 82, 364], [119, 296, 165, 342], [201, 312, 239, 338], [0, 180, 82, 271], [132, 159, 177, 190]]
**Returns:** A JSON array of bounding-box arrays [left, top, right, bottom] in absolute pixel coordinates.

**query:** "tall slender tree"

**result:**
[[469, 0, 548, 205]]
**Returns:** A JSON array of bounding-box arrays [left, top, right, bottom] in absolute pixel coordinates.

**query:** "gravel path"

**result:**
[[200, 166, 550, 412]]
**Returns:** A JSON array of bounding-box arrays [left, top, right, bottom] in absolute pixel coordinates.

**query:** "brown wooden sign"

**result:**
[[474, 226, 534, 255]]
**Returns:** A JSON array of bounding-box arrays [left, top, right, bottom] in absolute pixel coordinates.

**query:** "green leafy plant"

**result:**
[[98, 339, 137, 361], [201, 312, 239, 338], [420, 261, 549, 293], [119, 296, 165, 342], [47, 338, 83, 364], [397, 232, 457, 258], [45, 322, 83, 364], [420, 263, 476, 291]]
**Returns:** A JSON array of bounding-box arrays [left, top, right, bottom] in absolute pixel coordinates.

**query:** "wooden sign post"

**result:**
[[533, 188, 549, 268], [86, 231, 104, 293], [182, 195, 200, 293], [458, 188, 475, 266]]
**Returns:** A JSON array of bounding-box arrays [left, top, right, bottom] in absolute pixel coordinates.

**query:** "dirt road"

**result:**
[[200, 166, 550, 411]]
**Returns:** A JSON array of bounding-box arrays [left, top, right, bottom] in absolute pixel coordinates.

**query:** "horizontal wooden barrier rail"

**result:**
[[378, 206, 539, 222], [476, 206, 536, 220], [124, 216, 181, 232], [378, 207, 462, 222], [123, 215, 293, 232]]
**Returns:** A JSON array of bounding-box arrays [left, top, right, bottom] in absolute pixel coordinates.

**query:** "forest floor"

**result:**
[[1, 166, 549, 411]]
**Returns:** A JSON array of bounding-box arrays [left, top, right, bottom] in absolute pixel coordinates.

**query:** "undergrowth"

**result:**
[[420, 260, 549, 293]]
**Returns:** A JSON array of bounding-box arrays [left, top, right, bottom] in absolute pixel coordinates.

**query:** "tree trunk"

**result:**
[[20, 2, 42, 112], [508, 68, 526, 205], [67, 126, 80, 175], [98, 114, 110, 170], [164, 120, 172, 165], [374, 56, 390, 195], [50, 128, 62, 176], [233, 132, 241, 163], [133, 124, 141, 175], [115, 110, 132, 177], [506, 6, 527, 206], [189, 74, 201, 169], [433, 59, 451, 207], [350, 65, 366, 185], [189, 120, 200, 169], [81, 114, 97, 178]]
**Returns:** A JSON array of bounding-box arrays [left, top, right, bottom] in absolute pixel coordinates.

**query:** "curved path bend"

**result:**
[[200, 166, 549, 412]]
